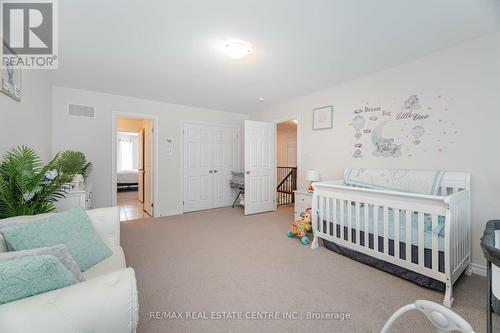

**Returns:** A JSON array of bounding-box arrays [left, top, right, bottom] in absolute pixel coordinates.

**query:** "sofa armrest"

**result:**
[[0, 268, 139, 333], [86, 206, 121, 247]]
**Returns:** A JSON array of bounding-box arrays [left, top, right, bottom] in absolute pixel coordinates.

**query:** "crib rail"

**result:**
[[445, 189, 471, 283]]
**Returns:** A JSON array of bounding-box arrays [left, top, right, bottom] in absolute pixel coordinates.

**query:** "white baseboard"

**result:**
[[470, 263, 486, 277], [157, 209, 183, 218]]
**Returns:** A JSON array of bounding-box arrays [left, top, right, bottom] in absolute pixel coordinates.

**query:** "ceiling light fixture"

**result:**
[[258, 97, 265, 102], [224, 39, 253, 60]]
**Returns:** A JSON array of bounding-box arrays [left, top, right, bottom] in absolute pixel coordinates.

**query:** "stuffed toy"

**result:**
[[288, 208, 312, 245]]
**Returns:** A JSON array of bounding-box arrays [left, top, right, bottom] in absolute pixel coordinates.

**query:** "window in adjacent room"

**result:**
[[117, 132, 139, 172]]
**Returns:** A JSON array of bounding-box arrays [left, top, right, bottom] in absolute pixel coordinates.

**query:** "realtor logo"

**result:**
[[1, 0, 58, 69]]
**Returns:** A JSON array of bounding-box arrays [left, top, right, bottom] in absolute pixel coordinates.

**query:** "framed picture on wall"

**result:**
[[313, 106, 333, 130], [1, 42, 22, 102]]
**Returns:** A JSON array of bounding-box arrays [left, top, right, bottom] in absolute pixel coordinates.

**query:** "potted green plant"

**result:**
[[0, 146, 91, 218], [54, 150, 93, 182]]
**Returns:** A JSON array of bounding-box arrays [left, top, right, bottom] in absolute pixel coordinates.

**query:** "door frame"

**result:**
[[181, 121, 241, 213], [111, 111, 159, 217]]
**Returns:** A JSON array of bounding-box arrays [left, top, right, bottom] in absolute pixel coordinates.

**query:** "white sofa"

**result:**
[[0, 207, 139, 333]]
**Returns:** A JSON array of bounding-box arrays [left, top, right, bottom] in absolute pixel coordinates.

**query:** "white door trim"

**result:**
[[111, 111, 159, 217], [181, 121, 241, 213]]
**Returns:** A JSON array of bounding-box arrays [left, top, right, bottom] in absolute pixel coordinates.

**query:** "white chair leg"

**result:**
[[443, 280, 454, 308]]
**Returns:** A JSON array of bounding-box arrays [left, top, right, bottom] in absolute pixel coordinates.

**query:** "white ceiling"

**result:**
[[53, 0, 500, 114]]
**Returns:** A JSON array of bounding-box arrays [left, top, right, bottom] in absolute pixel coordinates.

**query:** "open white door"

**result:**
[[143, 121, 154, 216], [244, 120, 276, 215], [138, 129, 145, 203]]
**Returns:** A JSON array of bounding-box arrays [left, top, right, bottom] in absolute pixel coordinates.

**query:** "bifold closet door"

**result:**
[[183, 124, 213, 212], [212, 126, 240, 208]]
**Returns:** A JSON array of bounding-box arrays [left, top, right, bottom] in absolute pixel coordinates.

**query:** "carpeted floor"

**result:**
[[121, 206, 494, 333]]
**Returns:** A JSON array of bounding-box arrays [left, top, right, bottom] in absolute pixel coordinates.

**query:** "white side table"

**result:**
[[54, 184, 93, 212], [294, 190, 313, 220]]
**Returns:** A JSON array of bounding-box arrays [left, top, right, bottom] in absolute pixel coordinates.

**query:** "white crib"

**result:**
[[311, 169, 471, 307]]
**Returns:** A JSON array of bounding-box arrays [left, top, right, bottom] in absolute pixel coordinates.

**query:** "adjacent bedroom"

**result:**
[[115, 117, 154, 221]]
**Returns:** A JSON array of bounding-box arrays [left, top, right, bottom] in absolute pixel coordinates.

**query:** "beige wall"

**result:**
[[252, 33, 500, 271], [277, 121, 297, 167], [51, 86, 248, 216], [0, 70, 52, 161], [117, 118, 148, 132]]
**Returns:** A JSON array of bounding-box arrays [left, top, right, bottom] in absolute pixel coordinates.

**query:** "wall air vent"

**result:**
[[68, 104, 95, 118]]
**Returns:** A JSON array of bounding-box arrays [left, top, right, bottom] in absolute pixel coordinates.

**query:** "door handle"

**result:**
[[246, 171, 250, 174]]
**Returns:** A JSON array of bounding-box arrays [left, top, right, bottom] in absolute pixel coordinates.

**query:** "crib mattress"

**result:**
[[324, 204, 445, 250]]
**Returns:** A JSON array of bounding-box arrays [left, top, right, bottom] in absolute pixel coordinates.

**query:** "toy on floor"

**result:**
[[288, 208, 312, 245]]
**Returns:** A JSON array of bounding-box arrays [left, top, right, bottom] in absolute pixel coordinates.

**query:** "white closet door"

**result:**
[[244, 120, 276, 215], [212, 126, 239, 208], [183, 124, 213, 212]]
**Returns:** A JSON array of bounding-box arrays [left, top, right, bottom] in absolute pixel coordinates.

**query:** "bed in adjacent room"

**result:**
[[117, 170, 138, 191]]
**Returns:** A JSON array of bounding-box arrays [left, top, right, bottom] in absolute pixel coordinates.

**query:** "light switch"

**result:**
[[167, 144, 174, 156]]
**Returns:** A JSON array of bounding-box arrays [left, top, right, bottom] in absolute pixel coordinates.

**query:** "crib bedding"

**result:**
[[322, 204, 445, 250], [320, 206, 447, 292], [322, 219, 444, 268], [344, 168, 446, 195], [322, 239, 445, 291]]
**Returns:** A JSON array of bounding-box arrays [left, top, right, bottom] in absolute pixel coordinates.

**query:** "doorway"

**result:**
[[276, 120, 297, 206], [114, 116, 155, 221]]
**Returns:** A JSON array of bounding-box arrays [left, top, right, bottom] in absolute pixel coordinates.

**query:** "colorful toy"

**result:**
[[287, 208, 312, 245]]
